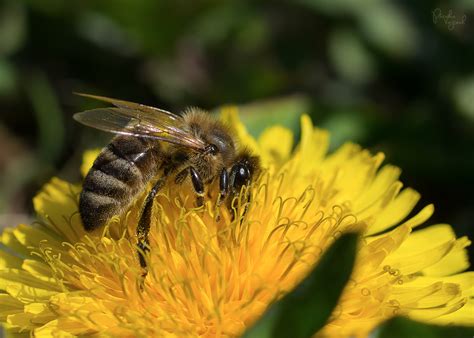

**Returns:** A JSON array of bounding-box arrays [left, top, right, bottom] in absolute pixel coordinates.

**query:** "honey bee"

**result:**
[[74, 94, 260, 274]]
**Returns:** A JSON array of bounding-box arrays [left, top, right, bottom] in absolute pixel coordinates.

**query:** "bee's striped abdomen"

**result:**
[[79, 136, 160, 231]]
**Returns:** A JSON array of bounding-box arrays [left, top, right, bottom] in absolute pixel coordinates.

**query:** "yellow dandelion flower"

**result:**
[[0, 110, 472, 337]]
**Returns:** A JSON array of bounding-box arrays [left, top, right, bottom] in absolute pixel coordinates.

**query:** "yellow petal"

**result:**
[[0, 294, 23, 322], [21, 260, 55, 283], [399, 204, 434, 229], [258, 125, 293, 166], [422, 236, 471, 276], [432, 299, 474, 325], [385, 237, 456, 274], [0, 250, 23, 270], [354, 164, 401, 212], [32, 177, 84, 242], [406, 272, 474, 297], [369, 188, 420, 234], [35, 319, 84, 337], [392, 281, 462, 308], [80, 149, 101, 178], [394, 224, 470, 274], [295, 115, 329, 170], [1, 227, 32, 258], [219, 106, 259, 154], [407, 298, 467, 322]]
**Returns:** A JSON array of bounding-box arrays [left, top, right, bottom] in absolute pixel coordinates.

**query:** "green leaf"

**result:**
[[243, 232, 358, 338], [377, 317, 474, 338], [237, 95, 310, 138]]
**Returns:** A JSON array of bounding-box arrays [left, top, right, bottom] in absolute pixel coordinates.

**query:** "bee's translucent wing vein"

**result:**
[[74, 107, 206, 150]]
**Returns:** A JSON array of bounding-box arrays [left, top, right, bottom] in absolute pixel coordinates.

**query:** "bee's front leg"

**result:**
[[214, 168, 228, 221], [218, 168, 229, 203], [189, 167, 205, 208], [175, 167, 205, 208]]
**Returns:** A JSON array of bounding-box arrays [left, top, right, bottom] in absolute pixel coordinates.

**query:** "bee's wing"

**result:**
[[74, 107, 207, 150], [75, 93, 178, 120]]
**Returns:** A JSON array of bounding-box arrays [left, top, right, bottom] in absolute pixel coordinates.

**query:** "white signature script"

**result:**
[[433, 8, 467, 30]]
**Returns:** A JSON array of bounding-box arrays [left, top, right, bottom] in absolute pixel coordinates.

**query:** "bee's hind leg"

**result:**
[[136, 177, 166, 282]]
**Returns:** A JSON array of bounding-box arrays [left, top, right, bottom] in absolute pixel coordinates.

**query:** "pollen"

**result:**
[[0, 111, 472, 337]]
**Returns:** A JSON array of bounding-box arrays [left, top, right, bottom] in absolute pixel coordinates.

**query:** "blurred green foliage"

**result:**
[[0, 0, 472, 272]]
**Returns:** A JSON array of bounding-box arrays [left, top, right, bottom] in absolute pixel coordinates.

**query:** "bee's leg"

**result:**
[[137, 177, 166, 276], [175, 166, 205, 207], [189, 167, 205, 208], [219, 168, 229, 202], [215, 168, 228, 221], [241, 188, 252, 221]]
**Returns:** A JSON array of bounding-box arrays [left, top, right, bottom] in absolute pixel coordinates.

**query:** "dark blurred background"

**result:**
[[0, 0, 473, 263]]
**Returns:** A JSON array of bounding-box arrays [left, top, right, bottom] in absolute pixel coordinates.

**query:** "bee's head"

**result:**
[[203, 127, 236, 165]]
